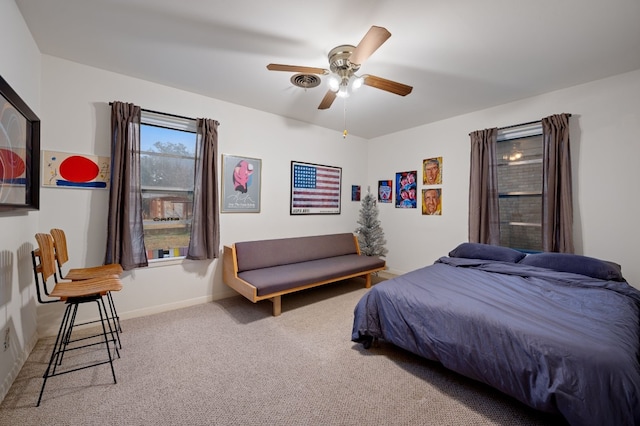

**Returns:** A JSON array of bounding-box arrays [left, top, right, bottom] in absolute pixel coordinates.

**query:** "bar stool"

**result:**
[[50, 228, 124, 333], [32, 233, 123, 406]]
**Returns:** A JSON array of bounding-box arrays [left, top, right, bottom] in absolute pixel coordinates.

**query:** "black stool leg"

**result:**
[[99, 295, 120, 359], [105, 293, 122, 352], [55, 302, 79, 369], [107, 292, 122, 334], [37, 302, 74, 407], [96, 297, 117, 384]]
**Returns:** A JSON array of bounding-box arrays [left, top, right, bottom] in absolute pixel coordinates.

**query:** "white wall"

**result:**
[[36, 55, 370, 335], [0, 0, 41, 402], [369, 69, 640, 288]]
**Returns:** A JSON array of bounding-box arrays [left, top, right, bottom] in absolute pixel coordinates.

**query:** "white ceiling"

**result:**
[[16, 0, 640, 139]]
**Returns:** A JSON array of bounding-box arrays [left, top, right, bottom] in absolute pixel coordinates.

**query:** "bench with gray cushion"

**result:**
[[223, 233, 386, 316]]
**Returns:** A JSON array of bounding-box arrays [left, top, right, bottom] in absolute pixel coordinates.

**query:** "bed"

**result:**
[[351, 243, 640, 426]]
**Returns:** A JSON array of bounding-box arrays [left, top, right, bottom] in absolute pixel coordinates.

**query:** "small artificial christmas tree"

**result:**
[[355, 190, 388, 257]]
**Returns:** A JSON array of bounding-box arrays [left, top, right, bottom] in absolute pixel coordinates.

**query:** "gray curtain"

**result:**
[[468, 128, 499, 244], [106, 101, 148, 270], [541, 113, 573, 253], [187, 118, 220, 260]]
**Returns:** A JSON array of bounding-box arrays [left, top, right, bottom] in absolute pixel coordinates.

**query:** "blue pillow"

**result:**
[[519, 252, 624, 281], [448, 242, 526, 263]]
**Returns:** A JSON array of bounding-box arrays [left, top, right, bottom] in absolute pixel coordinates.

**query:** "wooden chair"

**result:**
[[32, 233, 123, 406], [50, 228, 123, 332]]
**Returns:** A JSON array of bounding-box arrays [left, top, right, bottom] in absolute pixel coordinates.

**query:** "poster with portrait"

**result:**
[[422, 188, 442, 215], [221, 154, 261, 213], [423, 156, 443, 185], [378, 180, 392, 203], [395, 170, 417, 208]]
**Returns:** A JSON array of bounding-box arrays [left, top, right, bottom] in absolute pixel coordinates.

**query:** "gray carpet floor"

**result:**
[[0, 277, 566, 425]]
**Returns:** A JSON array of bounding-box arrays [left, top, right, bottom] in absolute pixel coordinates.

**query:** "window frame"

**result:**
[[139, 110, 197, 264], [496, 122, 543, 252]]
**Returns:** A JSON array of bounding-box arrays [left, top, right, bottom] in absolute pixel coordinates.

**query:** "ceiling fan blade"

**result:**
[[267, 64, 329, 75], [363, 75, 413, 96], [318, 90, 337, 110], [349, 26, 392, 66]]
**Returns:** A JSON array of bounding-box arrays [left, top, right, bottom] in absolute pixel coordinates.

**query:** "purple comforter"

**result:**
[[352, 257, 640, 426]]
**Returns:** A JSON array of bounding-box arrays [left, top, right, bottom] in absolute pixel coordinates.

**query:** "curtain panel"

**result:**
[[541, 113, 574, 253], [468, 128, 499, 245], [187, 118, 220, 260], [106, 101, 148, 270]]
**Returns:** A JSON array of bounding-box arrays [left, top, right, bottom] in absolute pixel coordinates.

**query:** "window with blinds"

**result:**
[[496, 123, 543, 252]]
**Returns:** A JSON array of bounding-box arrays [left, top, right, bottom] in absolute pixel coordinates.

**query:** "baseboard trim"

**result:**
[[38, 289, 238, 337], [379, 269, 402, 278], [120, 289, 238, 321]]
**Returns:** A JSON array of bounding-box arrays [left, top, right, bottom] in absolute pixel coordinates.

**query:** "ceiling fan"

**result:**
[[267, 26, 413, 110]]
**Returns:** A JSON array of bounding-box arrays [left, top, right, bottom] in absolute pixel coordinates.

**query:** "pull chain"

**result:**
[[343, 97, 348, 138]]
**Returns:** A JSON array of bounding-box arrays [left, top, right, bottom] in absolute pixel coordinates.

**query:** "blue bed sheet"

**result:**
[[352, 257, 640, 426]]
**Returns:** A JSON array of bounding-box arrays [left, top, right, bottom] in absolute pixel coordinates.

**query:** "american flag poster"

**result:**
[[290, 161, 341, 215]]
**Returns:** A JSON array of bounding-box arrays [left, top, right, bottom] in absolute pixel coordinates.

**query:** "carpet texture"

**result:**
[[0, 277, 566, 425]]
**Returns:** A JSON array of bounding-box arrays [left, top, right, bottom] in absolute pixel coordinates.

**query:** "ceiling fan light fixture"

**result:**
[[351, 75, 364, 91], [328, 74, 340, 92], [336, 86, 350, 98]]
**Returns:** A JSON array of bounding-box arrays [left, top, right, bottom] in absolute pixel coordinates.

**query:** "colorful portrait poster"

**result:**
[[378, 180, 392, 203], [221, 154, 261, 213], [395, 170, 417, 208], [422, 188, 442, 215], [423, 156, 443, 185]]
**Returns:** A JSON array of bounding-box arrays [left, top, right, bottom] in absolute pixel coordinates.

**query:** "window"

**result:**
[[140, 111, 197, 260], [496, 123, 543, 252]]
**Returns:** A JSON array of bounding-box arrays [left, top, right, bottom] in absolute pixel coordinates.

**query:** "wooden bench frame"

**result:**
[[222, 236, 385, 316]]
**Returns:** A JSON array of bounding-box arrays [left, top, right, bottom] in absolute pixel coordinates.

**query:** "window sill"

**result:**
[[147, 257, 186, 267]]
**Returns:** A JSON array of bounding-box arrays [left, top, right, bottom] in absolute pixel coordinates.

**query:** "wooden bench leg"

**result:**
[[271, 296, 282, 316], [364, 273, 372, 289]]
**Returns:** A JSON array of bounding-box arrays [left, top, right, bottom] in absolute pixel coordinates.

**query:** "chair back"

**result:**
[[50, 228, 70, 274], [32, 233, 59, 304]]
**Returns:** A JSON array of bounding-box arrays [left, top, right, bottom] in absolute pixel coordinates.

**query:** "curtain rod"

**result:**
[[498, 113, 572, 131], [469, 114, 572, 136], [108, 102, 219, 125]]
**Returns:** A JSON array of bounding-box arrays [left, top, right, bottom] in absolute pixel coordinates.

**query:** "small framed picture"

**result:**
[[395, 170, 417, 208], [422, 188, 442, 215], [423, 157, 443, 185], [378, 180, 392, 203], [221, 154, 261, 213], [351, 185, 361, 201]]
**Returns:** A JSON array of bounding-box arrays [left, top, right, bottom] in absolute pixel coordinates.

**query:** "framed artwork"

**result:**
[[423, 156, 443, 185], [290, 161, 341, 215], [351, 185, 361, 201], [378, 180, 392, 203], [422, 188, 442, 215], [42, 150, 110, 188], [0, 75, 40, 211], [221, 154, 261, 213], [395, 170, 417, 208]]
